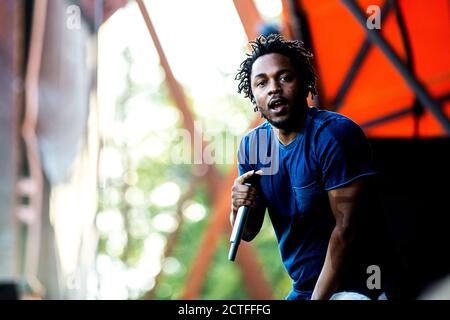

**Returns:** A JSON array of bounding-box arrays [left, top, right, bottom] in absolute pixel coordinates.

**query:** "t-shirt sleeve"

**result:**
[[238, 163, 251, 176], [314, 117, 377, 190], [237, 135, 253, 176]]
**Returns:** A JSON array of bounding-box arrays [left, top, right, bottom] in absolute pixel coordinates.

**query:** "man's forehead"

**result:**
[[251, 53, 294, 78]]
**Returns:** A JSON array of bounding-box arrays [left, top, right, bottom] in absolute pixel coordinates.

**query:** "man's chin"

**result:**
[[263, 105, 307, 130], [266, 117, 291, 130]]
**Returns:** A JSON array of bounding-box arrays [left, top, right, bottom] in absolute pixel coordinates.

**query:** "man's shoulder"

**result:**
[[309, 107, 357, 128], [308, 107, 364, 138], [241, 121, 271, 140]]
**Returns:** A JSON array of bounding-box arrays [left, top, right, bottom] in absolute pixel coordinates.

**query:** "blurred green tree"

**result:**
[[96, 46, 290, 300]]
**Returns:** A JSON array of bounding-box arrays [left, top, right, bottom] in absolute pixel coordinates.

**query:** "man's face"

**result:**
[[250, 53, 304, 129]]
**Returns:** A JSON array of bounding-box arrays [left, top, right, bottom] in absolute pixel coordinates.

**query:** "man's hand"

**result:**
[[230, 170, 261, 224], [230, 170, 265, 241]]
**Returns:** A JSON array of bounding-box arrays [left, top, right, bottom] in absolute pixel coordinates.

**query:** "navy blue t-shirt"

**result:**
[[238, 107, 380, 299]]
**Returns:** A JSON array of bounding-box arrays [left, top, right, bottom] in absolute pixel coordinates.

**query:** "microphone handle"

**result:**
[[228, 184, 252, 261]]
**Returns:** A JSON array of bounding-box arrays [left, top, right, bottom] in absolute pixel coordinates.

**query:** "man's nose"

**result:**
[[268, 81, 281, 95]]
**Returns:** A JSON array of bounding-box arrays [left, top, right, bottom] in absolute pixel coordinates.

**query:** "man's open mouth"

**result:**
[[269, 97, 288, 113]]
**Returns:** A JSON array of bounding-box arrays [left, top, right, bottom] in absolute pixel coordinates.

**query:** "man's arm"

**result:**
[[311, 178, 369, 300]]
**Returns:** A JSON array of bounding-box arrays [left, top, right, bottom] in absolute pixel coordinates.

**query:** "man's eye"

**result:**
[[280, 75, 292, 82], [256, 81, 266, 87]]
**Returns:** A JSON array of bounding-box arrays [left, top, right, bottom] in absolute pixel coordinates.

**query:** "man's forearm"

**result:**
[[241, 201, 266, 242], [311, 227, 352, 300], [315, 178, 367, 299]]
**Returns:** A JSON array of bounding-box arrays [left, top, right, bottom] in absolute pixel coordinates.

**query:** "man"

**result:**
[[231, 34, 390, 300]]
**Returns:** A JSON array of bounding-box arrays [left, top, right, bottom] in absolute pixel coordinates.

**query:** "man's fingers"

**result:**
[[231, 170, 260, 217], [233, 184, 258, 195], [233, 188, 258, 200], [236, 170, 255, 184], [236, 169, 264, 185], [233, 199, 255, 209], [233, 197, 256, 209]]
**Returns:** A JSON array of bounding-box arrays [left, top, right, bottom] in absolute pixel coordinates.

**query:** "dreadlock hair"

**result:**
[[235, 34, 318, 105]]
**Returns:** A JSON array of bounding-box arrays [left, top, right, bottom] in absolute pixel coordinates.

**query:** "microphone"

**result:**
[[228, 174, 260, 261]]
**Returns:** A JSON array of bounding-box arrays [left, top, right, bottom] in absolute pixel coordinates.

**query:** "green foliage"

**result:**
[[97, 45, 291, 300], [201, 238, 248, 300], [152, 209, 209, 299]]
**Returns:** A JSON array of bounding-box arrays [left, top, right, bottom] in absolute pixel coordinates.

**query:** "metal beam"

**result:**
[[361, 107, 411, 130], [136, 0, 273, 299], [361, 92, 450, 130], [341, 0, 450, 134], [21, 0, 47, 291], [284, 0, 322, 106], [284, 0, 302, 41], [332, 0, 392, 111], [232, 0, 262, 40], [0, 0, 24, 289]]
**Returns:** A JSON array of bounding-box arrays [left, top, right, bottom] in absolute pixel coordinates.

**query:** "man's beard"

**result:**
[[263, 114, 291, 129], [261, 103, 306, 131]]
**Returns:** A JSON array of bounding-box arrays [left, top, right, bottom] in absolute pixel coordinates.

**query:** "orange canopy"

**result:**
[[283, 0, 450, 137]]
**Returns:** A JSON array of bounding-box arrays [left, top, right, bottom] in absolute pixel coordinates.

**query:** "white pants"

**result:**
[[330, 291, 388, 300]]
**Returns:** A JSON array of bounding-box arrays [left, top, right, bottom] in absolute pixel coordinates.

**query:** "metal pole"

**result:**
[[332, 0, 392, 111], [341, 0, 450, 134]]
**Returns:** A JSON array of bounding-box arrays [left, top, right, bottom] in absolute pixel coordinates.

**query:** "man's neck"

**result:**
[[273, 127, 301, 145], [272, 106, 308, 146]]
